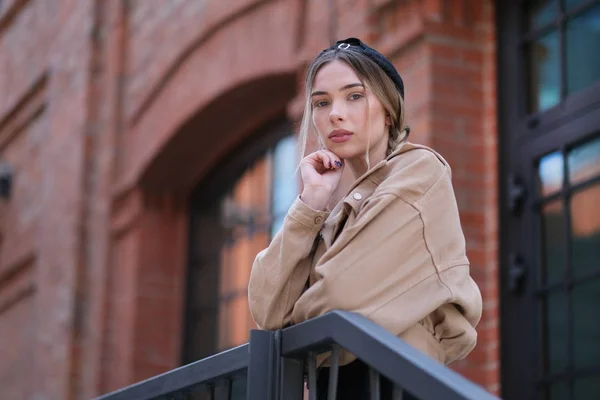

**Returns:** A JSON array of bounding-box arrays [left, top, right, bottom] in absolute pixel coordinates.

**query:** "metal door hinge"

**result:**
[[507, 175, 526, 215], [508, 252, 527, 294]]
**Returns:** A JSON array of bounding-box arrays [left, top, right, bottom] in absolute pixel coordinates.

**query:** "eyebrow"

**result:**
[[310, 82, 364, 97]]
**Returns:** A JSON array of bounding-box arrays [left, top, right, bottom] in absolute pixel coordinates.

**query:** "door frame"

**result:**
[[497, 1, 600, 398]]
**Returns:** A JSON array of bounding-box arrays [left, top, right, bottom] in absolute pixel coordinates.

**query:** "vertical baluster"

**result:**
[[369, 367, 380, 400], [169, 392, 186, 400], [392, 385, 404, 400], [280, 357, 305, 400], [327, 345, 340, 400], [224, 378, 232, 400], [308, 352, 317, 400], [208, 383, 215, 400]]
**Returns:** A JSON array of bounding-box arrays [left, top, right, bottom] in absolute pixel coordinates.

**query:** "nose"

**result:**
[[329, 101, 346, 123]]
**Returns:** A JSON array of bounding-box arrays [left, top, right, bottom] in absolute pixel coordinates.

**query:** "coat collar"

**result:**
[[320, 141, 415, 247], [344, 140, 412, 196]]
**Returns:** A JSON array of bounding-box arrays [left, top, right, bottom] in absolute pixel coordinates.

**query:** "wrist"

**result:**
[[300, 189, 331, 211]]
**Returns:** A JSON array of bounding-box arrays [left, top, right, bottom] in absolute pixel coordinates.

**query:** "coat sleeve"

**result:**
[[248, 196, 330, 330]]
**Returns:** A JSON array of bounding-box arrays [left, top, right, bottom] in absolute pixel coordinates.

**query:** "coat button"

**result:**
[[353, 192, 363, 200], [314, 216, 324, 224]]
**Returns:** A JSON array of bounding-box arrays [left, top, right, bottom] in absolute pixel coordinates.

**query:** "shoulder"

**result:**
[[374, 143, 450, 203]]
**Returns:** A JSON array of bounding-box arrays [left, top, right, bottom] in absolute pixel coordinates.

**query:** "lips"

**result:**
[[328, 129, 353, 138], [328, 129, 353, 143]]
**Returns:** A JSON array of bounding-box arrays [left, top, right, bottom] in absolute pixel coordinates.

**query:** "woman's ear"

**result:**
[[385, 113, 392, 126]]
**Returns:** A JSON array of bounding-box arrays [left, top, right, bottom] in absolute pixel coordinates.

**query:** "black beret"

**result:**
[[323, 37, 405, 99]]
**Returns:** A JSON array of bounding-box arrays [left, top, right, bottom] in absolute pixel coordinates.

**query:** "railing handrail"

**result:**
[[96, 311, 500, 400], [279, 310, 498, 400], [95, 344, 249, 400]]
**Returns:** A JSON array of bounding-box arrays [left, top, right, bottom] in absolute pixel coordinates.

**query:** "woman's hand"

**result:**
[[299, 149, 344, 211]]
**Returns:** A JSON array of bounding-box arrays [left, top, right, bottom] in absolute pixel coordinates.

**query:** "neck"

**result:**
[[347, 138, 388, 178]]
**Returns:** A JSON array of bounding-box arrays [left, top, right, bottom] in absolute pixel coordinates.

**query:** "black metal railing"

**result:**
[[97, 311, 500, 400]]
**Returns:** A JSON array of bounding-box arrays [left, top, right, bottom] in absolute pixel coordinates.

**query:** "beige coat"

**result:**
[[248, 142, 482, 365]]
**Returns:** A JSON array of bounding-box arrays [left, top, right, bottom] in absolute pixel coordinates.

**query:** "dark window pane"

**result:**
[[570, 184, 600, 278], [568, 135, 600, 186], [549, 381, 569, 400], [185, 125, 292, 365], [566, 5, 600, 94], [573, 279, 600, 369], [184, 202, 224, 363], [184, 309, 219, 362], [541, 200, 566, 285], [527, 0, 558, 30], [565, 0, 593, 12], [574, 375, 600, 400], [186, 385, 215, 400], [544, 291, 569, 374], [539, 151, 565, 196], [231, 375, 248, 400], [528, 31, 561, 112], [185, 375, 247, 400]]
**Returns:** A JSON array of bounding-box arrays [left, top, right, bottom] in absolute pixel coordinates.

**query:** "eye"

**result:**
[[314, 100, 329, 108], [349, 93, 364, 101]]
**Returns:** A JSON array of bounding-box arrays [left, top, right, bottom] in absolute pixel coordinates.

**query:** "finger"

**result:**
[[323, 150, 342, 169], [316, 150, 333, 169], [303, 151, 328, 172]]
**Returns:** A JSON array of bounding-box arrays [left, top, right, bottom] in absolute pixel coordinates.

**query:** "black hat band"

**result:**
[[324, 37, 405, 100]]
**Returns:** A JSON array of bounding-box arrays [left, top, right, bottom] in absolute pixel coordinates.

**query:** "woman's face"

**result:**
[[311, 60, 389, 161]]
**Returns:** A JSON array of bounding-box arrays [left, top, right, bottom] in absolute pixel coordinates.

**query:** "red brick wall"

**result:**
[[423, 1, 500, 392], [0, 1, 499, 398], [0, 1, 95, 399]]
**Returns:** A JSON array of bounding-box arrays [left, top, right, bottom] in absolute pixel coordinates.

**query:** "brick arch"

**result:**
[[139, 73, 297, 194], [117, 0, 302, 196]]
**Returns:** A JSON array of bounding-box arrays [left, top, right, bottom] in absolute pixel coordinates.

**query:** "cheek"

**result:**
[[368, 104, 387, 128], [312, 110, 328, 134], [345, 102, 367, 127]]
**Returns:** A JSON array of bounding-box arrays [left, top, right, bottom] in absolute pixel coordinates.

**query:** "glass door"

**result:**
[[499, 1, 600, 398]]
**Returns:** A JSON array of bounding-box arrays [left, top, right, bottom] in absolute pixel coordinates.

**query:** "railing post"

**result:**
[[246, 329, 278, 400]]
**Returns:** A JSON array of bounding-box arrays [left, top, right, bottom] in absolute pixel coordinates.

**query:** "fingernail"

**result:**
[[334, 161, 342, 167], [328, 162, 332, 168]]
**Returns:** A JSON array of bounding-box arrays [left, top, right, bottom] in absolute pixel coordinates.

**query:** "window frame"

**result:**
[[181, 118, 296, 363], [499, 2, 600, 398], [517, 0, 600, 139]]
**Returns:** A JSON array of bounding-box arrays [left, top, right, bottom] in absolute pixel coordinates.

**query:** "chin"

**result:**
[[327, 143, 362, 160], [326, 147, 352, 160]]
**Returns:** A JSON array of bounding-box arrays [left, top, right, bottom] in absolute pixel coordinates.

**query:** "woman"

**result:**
[[248, 37, 482, 399]]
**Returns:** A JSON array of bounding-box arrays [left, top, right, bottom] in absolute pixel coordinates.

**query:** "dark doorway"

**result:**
[[498, 1, 600, 399]]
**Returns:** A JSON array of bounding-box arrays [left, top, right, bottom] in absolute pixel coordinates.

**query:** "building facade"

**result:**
[[0, 0, 598, 399]]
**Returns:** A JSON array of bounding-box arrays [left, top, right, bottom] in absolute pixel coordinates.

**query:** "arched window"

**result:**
[[182, 120, 299, 364]]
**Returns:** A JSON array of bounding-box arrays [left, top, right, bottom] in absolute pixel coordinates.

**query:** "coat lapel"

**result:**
[[319, 142, 418, 249], [321, 201, 345, 248]]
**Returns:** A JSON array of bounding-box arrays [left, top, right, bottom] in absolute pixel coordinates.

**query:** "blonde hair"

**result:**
[[298, 47, 410, 167]]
